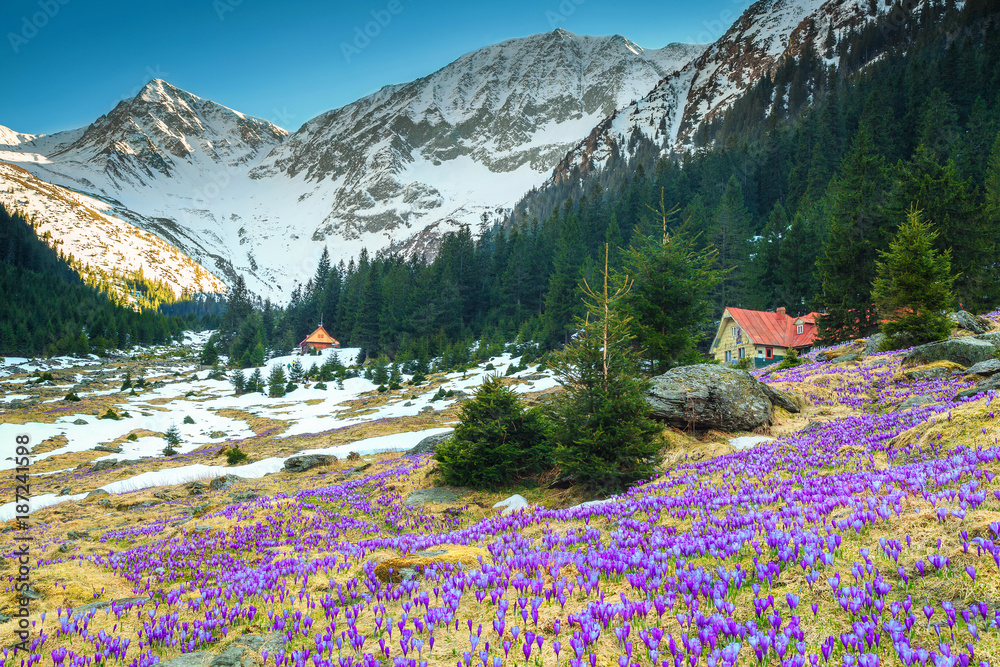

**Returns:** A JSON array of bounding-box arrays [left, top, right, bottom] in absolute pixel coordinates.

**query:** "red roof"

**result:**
[[725, 307, 823, 348], [299, 325, 339, 347]]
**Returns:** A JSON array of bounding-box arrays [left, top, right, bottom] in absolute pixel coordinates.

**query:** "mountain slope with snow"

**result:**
[[543, 0, 905, 187], [1, 32, 703, 298], [0, 162, 227, 303]]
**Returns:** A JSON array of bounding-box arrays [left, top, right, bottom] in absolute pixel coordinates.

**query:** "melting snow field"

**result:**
[[0, 333, 556, 518]]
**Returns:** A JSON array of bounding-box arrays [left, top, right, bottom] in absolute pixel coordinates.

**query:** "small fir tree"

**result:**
[[230, 368, 246, 396], [548, 245, 662, 495], [247, 368, 264, 393], [267, 365, 287, 398], [435, 375, 551, 489], [871, 207, 956, 348], [289, 359, 305, 382], [163, 423, 181, 456]]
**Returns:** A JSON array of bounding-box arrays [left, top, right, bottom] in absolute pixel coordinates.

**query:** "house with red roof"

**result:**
[[709, 307, 822, 367], [298, 325, 340, 354]]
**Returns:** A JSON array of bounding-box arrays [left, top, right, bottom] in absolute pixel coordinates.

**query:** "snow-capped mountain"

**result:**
[[249, 31, 704, 254], [543, 0, 904, 187], [1, 31, 703, 299]]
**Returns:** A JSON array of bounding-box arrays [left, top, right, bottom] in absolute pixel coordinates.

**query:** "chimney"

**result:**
[[776, 307, 786, 316]]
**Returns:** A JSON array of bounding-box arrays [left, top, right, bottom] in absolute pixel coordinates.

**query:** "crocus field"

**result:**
[[3, 326, 1000, 667]]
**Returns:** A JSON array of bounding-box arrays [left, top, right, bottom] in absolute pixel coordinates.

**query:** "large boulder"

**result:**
[[406, 430, 454, 456], [864, 334, 886, 356], [966, 359, 1000, 377], [901, 338, 999, 368], [948, 311, 991, 335], [283, 454, 334, 473], [645, 365, 798, 432]]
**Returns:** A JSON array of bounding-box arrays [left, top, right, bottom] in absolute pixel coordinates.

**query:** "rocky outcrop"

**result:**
[[966, 359, 1000, 377], [283, 454, 334, 473], [645, 364, 799, 432], [208, 474, 242, 491], [901, 338, 999, 368], [949, 311, 991, 335], [406, 430, 454, 456], [864, 334, 886, 356]]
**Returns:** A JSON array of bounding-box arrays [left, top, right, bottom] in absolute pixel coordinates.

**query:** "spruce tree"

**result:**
[[267, 365, 287, 398], [816, 125, 889, 342], [230, 368, 246, 396], [871, 207, 956, 348], [435, 375, 551, 489], [617, 203, 723, 373], [548, 246, 662, 495]]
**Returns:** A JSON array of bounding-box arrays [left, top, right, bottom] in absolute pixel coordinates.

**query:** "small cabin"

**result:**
[[298, 325, 340, 354], [709, 307, 822, 368]]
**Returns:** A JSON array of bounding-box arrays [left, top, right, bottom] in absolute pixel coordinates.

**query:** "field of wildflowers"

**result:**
[[3, 320, 1000, 667]]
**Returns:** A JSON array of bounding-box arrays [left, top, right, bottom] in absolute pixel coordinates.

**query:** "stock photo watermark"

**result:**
[[7, 0, 70, 54], [546, 0, 585, 30], [340, 0, 412, 63]]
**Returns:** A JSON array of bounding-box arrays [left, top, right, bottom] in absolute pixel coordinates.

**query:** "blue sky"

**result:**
[[0, 0, 747, 135]]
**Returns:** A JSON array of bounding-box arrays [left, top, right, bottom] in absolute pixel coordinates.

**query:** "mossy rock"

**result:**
[[373, 545, 489, 583]]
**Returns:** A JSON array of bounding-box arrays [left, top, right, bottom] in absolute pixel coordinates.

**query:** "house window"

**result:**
[[731, 326, 738, 338], [738, 347, 745, 359], [796, 324, 804, 335], [765, 347, 773, 359], [725, 351, 731, 362], [757, 349, 764, 357]]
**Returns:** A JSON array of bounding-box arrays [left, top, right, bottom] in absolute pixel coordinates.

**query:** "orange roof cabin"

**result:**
[[298, 325, 340, 354], [709, 306, 822, 368]]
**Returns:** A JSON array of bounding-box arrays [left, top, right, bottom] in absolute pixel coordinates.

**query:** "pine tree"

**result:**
[[711, 177, 752, 310], [230, 368, 246, 396], [871, 207, 956, 348], [163, 423, 181, 456], [617, 202, 723, 373], [548, 246, 662, 495], [435, 375, 551, 489], [247, 368, 264, 393], [267, 365, 287, 398], [816, 125, 889, 342]]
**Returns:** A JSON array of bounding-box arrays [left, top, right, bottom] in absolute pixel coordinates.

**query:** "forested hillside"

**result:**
[[0, 204, 197, 356]]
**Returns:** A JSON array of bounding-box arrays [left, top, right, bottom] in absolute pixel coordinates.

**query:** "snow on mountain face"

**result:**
[[2, 33, 703, 299], [248, 31, 706, 250], [0, 162, 227, 302], [545, 0, 901, 186]]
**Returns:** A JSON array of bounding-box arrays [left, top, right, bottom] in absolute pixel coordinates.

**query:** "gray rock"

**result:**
[[895, 395, 939, 411], [966, 359, 1000, 377], [645, 364, 789, 432], [59, 487, 73, 496], [85, 489, 109, 499], [21, 586, 42, 600], [90, 459, 118, 472], [94, 445, 122, 453], [229, 491, 260, 503], [209, 646, 252, 667], [284, 454, 334, 473], [955, 375, 1000, 400], [0, 612, 10, 623], [72, 419, 88, 425], [759, 383, 801, 414], [902, 337, 999, 368], [864, 334, 886, 356], [492, 494, 530, 516], [58, 542, 73, 553], [830, 354, 862, 365], [209, 474, 242, 491], [406, 430, 454, 456], [901, 366, 958, 382], [187, 481, 206, 496], [948, 311, 991, 335], [155, 652, 211, 667], [405, 488, 459, 506], [66, 530, 89, 539]]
